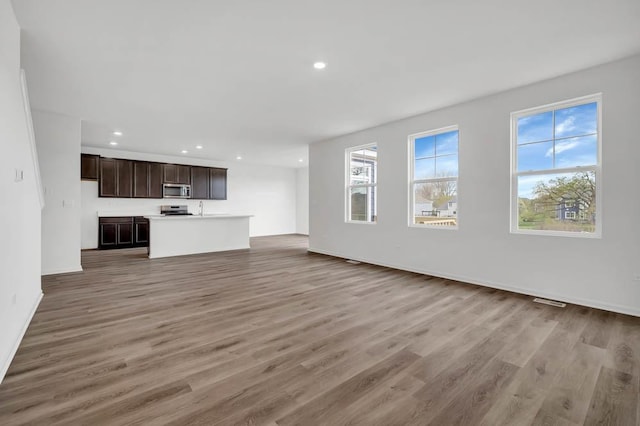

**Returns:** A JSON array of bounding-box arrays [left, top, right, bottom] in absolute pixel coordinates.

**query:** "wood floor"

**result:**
[[1, 235, 638, 425]]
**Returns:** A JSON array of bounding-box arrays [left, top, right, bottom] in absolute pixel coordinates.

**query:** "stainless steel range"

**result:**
[[160, 205, 193, 216]]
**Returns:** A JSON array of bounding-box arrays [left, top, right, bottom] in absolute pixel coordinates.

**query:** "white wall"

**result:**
[[33, 110, 82, 275], [296, 167, 309, 235], [310, 54, 640, 316], [0, 0, 43, 381], [81, 148, 297, 249]]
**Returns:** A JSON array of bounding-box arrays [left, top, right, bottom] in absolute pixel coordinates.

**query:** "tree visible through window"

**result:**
[[346, 144, 377, 222], [512, 95, 601, 236], [409, 126, 459, 228]]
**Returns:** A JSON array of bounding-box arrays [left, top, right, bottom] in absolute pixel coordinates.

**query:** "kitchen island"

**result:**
[[144, 214, 251, 259]]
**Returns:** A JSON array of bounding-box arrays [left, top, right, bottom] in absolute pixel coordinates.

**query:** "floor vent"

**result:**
[[533, 297, 566, 308], [346, 260, 361, 265]]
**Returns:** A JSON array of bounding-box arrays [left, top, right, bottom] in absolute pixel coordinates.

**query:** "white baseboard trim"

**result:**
[[308, 247, 640, 318], [41, 265, 83, 276], [0, 292, 43, 383]]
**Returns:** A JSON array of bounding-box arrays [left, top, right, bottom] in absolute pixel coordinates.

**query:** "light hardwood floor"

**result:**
[[0, 235, 638, 425]]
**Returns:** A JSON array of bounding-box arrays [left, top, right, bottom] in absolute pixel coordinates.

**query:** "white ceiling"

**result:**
[[12, 0, 640, 168]]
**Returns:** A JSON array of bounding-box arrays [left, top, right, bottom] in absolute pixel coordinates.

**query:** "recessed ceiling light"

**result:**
[[181, 150, 188, 154], [298, 159, 304, 162], [112, 131, 122, 136], [313, 62, 326, 70], [236, 156, 242, 160], [109, 141, 118, 146], [196, 145, 203, 150]]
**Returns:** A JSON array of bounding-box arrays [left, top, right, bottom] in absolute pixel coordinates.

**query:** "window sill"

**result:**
[[510, 228, 601, 239], [409, 223, 458, 231], [345, 220, 377, 225]]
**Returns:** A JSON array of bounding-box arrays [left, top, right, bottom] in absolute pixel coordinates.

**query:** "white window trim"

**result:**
[[408, 125, 459, 230], [345, 143, 377, 224], [509, 93, 602, 238], [565, 211, 576, 219]]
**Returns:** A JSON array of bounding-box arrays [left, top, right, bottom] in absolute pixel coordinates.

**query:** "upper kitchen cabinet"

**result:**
[[99, 158, 117, 197], [132, 161, 163, 198], [191, 166, 210, 199], [209, 168, 227, 200], [81, 154, 99, 180], [133, 161, 150, 198], [99, 158, 132, 197], [116, 159, 133, 197], [163, 164, 191, 185], [148, 162, 163, 198]]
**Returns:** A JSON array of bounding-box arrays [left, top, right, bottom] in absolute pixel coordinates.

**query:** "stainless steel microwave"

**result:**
[[163, 184, 191, 198]]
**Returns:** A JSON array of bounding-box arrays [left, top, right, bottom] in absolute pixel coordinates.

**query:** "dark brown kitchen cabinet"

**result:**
[[95, 157, 224, 199], [133, 161, 150, 198], [163, 164, 191, 185], [148, 162, 163, 198], [116, 160, 133, 197], [99, 217, 133, 249], [81, 154, 99, 180], [191, 166, 210, 199], [99, 158, 117, 197], [133, 217, 149, 247], [99, 216, 149, 249], [132, 161, 163, 199], [209, 168, 227, 200], [99, 158, 132, 198]]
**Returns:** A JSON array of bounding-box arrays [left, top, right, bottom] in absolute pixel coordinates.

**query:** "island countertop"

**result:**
[[144, 214, 253, 220]]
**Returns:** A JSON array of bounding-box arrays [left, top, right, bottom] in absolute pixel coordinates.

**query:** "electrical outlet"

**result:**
[[14, 169, 24, 182]]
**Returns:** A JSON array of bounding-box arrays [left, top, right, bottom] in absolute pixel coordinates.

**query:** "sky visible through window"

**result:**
[[414, 130, 459, 179], [517, 102, 597, 199]]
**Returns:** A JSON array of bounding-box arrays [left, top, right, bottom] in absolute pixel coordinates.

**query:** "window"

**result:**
[[409, 126, 459, 228], [346, 144, 377, 223], [511, 94, 601, 236]]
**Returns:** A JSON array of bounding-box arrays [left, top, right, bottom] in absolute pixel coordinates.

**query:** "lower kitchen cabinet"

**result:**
[[133, 217, 149, 247], [99, 216, 149, 249]]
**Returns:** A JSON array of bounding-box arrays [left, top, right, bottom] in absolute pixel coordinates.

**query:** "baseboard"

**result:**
[[0, 292, 43, 383], [41, 265, 83, 276], [308, 247, 640, 317]]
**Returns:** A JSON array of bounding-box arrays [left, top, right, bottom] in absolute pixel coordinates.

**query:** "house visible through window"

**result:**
[[409, 126, 459, 228], [346, 144, 377, 223], [511, 94, 601, 236]]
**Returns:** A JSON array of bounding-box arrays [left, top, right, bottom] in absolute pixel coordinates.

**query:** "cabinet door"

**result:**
[[149, 162, 163, 198], [117, 223, 133, 245], [133, 217, 149, 247], [99, 223, 118, 247], [99, 217, 133, 249], [191, 166, 209, 199], [99, 158, 117, 197], [117, 160, 133, 198], [81, 154, 99, 180], [177, 165, 191, 185], [163, 163, 191, 185], [209, 168, 227, 200], [163, 164, 177, 183], [133, 161, 149, 198]]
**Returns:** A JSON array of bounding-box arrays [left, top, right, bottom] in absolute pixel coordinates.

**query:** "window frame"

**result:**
[[510, 93, 602, 238], [408, 125, 459, 230], [345, 143, 378, 224]]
